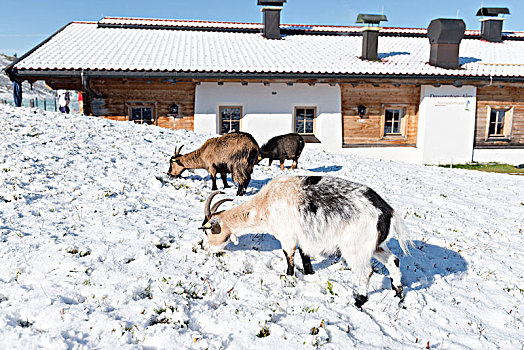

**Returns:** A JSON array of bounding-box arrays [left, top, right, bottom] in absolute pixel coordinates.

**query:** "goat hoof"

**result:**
[[354, 294, 368, 309], [303, 268, 315, 275], [236, 188, 246, 196], [390, 278, 403, 298]]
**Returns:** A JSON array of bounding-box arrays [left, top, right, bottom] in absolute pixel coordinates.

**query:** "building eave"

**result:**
[[9, 69, 524, 84]]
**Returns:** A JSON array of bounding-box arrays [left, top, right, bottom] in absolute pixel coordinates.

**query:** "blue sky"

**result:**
[[1, 0, 522, 56]]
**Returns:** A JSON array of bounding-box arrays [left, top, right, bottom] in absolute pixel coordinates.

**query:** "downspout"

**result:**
[[81, 69, 101, 98], [81, 69, 102, 116]]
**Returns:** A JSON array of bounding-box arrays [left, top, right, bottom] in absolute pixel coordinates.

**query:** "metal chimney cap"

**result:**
[[476, 7, 510, 17], [427, 18, 465, 44], [356, 14, 387, 24], [258, 0, 286, 6]]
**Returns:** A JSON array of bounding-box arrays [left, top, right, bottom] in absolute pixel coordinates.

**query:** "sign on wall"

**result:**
[[418, 85, 477, 164]]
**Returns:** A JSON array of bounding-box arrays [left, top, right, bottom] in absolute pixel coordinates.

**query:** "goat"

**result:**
[[200, 175, 411, 308], [259, 133, 305, 170], [168, 132, 259, 196]]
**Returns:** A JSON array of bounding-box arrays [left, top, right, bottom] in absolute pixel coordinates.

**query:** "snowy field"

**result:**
[[0, 104, 523, 349]]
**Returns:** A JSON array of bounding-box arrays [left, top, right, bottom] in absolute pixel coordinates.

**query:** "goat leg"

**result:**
[[391, 278, 404, 299], [236, 185, 246, 196], [282, 248, 296, 276], [354, 266, 373, 308], [211, 175, 218, 191], [298, 247, 314, 275], [220, 172, 230, 188], [235, 174, 251, 196]]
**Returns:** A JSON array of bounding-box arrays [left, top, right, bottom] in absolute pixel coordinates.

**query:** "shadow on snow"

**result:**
[[226, 235, 468, 291], [307, 165, 343, 173]]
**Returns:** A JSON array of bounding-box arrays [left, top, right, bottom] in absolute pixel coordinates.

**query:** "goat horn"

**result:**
[[204, 191, 224, 220], [211, 198, 233, 214], [173, 145, 184, 156]]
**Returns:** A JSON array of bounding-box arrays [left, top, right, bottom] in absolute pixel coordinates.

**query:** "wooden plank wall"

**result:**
[[87, 79, 195, 131], [475, 86, 524, 148], [341, 84, 420, 146]]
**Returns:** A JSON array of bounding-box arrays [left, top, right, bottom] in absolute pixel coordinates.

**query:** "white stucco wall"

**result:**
[[194, 83, 342, 150], [417, 85, 477, 164], [195, 82, 522, 165], [194, 82, 437, 164], [472, 149, 524, 165]]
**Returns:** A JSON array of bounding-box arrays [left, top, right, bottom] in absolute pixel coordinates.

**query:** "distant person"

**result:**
[[78, 92, 84, 114], [57, 90, 70, 113], [13, 80, 22, 107]]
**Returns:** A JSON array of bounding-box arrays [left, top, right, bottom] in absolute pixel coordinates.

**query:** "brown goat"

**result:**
[[168, 132, 260, 196]]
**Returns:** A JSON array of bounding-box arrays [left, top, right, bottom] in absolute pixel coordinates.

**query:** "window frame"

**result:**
[[380, 104, 408, 139], [485, 105, 513, 141], [126, 101, 157, 126], [219, 106, 243, 134], [294, 106, 317, 135]]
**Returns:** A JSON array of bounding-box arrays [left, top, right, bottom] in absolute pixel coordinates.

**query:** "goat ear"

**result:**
[[211, 222, 221, 235]]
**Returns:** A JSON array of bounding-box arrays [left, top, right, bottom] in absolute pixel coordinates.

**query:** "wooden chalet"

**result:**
[[5, 3, 524, 164]]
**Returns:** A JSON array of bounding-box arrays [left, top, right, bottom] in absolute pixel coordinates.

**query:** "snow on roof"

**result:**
[[11, 18, 524, 78]]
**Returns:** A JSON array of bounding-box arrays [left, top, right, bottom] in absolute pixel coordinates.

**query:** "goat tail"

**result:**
[[392, 211, 414, 255]]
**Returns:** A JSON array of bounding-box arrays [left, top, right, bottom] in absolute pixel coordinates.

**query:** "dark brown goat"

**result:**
[[168, 132, 259, 196], [259, 133, 305, 170]]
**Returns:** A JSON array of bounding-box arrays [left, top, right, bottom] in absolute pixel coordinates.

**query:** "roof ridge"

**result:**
[[98, 17, 524, 34], [101, 16, 262, 26]]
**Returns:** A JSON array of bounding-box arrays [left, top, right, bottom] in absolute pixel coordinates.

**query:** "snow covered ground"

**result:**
[[0, 104, 523, 349]]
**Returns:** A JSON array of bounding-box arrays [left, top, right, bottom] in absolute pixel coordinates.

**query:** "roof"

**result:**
[[8, 17, 524, 80]]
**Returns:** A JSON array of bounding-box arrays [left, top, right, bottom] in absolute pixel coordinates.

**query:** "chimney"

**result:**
[[356, 14, 387, 61], [476, 7, 510, 42], [258, 0, 286, 39], [427, 19, 465, 69]]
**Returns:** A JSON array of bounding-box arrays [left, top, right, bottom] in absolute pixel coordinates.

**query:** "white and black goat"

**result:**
[[200, 175, 411, 308]]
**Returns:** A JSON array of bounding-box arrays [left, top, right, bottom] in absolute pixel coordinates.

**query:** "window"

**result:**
[[294, 107, 316, 134], [487, 108, 510, 138], [384, 108, 405, 135], [127, 102, 156, 125], [131, 107, 153, 124], [381, 106, 407, 138], [219, 106, 242, 134]]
